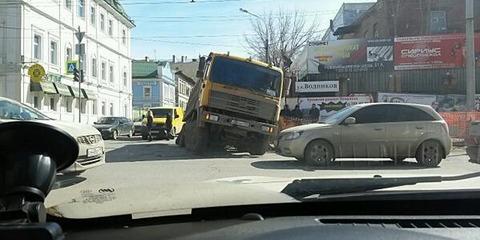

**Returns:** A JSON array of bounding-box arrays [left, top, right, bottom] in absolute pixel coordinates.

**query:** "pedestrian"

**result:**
[[146, 110, 154, 141], [165, 113, 173, 139], [308, 104, 320, 123], [280, 104, 292, 117], [292, 105, 303, 119]]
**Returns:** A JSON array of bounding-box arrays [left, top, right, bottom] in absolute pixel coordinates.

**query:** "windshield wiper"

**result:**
[[281, 172, 480, 200]]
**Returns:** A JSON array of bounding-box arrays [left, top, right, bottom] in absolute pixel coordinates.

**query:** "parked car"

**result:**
[[93, 117, 134, 140], [276, 103, 452, 167], [133, 117, 144, 136], [141, 107, 185, 140], [0, 96, 105, 174]]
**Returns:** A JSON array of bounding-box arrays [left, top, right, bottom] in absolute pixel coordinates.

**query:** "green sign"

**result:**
[[66, 60, 79, 75]]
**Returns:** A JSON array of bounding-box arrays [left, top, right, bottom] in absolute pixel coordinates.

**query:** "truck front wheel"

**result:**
[[248, 136, 269, 155], [186, 120, 209, 154]]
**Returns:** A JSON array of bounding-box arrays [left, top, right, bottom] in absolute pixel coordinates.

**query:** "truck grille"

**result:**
[[209, 90, 277, 122]]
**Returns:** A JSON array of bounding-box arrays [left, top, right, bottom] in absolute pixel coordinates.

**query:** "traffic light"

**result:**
[[73, 68, 80, 82]]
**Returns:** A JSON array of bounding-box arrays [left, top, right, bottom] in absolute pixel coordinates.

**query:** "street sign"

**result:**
[[75, 44, 85, 55], [75, 31, 85, 42], [66, 60, 78, 74], [28, 64, 46, 83]]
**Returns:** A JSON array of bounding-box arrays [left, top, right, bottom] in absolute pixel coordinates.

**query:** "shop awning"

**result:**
[[68, 86, 82, 98], [81, 88, 97, 100], [54, 83, 73, 97], [30, 81, 58, 94]]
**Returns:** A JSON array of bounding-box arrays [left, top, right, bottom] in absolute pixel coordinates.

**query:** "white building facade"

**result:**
[[0, 0, 135, 123]]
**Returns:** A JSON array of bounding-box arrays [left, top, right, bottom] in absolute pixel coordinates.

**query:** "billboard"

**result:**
[[286, 95, 373, 120], [306, 38, 393, 73], [394, 34, 467, 70], [295, 81, 339, 93]]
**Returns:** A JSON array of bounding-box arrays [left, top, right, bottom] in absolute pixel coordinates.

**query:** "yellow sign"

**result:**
[[28, 64, 46, 83]]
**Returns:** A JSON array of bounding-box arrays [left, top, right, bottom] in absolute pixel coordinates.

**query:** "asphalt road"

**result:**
[[46, 136, 480, 218], [69, 136, 480, 182]]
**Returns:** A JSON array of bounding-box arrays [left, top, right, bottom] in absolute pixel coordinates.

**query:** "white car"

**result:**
[[0, 97, 105, 174]]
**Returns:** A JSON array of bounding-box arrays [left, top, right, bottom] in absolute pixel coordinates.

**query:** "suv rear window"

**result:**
[[389, 105, 436, 122]]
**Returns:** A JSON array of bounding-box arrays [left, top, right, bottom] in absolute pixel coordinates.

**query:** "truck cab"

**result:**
[[181, 52, 283, 155]]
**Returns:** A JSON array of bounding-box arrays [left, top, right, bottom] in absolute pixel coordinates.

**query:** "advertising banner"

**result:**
[[377, 92, 437, 106], [394, 34, 467, 70], [286, 95, 373, 120], [306, 38, 393, 73], [295, 81, 339, 93], [378, 92, 480, 112]]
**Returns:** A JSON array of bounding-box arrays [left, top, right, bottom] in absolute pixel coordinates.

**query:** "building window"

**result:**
[[372, 23, 379, 38], [33, 34, 42, 60], [92, 100, 97, 114], [65, 0, 72, 10], [101, 61, 106, 80], [109, 103, 114, 116], [123, 71, 127, 86], [144, 86, 151, 98], [91, 58, 97, 77], [430, 10, 447, 34], [122, 29, 126, 44], [50, 41, 58, 65], [100, 14, 105, 31], [90, 6, 96, 26], [108, 20, 113, 36], [78, 0, 85, 17], [124, 104, 128, 117], [101, 101, 106, 115], [66, 98, 72, 112], [80, 101, 86, 114], [109, 65, 114, 82], [66, 46, 72, 61], [49, 98, 56, 111], [33, 96, 40, 109]]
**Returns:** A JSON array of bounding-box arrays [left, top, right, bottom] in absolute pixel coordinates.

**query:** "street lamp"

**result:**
[[240, 8, 269, 64]]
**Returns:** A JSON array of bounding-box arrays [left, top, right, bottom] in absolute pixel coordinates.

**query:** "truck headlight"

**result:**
[[282, 131, 303, 140]]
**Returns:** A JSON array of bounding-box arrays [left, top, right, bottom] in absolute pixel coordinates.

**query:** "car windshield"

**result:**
[[209, 56, 282, 97], [151, 109, 172, 118], [0, 99, 50, 120], [97, 117, 118, 124], [1, 0, 476, 222]]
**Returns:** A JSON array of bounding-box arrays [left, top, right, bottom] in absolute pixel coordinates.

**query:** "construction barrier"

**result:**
[[439, 112, 480, 140]]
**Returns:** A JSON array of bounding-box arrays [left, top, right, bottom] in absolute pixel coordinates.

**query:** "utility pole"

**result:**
[[466, 0, 476, 111], [75, 26, 85, 123], [240, 8, 269, 63]]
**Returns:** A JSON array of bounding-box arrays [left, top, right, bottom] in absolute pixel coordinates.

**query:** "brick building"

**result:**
[[335, 0, 480, 39]]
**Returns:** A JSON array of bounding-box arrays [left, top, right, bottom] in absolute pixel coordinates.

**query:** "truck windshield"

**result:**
[[151, 109, 172, 118], [209, 56, 281, 97]]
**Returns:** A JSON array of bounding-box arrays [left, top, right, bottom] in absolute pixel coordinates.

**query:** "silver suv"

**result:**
[[276, 103, 452, 167]]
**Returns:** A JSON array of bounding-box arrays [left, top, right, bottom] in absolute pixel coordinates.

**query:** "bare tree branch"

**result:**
[[244, 9, 320, 69]]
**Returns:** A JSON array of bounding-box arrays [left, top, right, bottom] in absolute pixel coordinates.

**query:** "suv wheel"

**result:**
[[416, 140, 443, 167], [304, 140, 334, 167]]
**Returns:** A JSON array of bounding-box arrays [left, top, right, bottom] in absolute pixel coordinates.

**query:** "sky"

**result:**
[[122, 0, 377, 61]]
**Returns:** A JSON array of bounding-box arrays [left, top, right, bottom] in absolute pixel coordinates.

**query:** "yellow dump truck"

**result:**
[[180, 52, 284, 155]]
